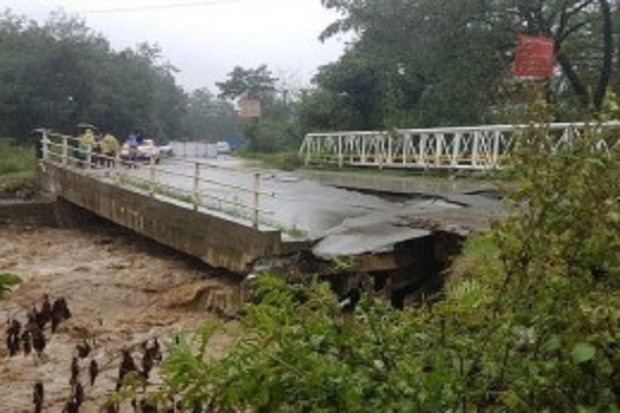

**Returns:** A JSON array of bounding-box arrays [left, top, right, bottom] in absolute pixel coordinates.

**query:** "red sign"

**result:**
[[513, 34, 555, 78]]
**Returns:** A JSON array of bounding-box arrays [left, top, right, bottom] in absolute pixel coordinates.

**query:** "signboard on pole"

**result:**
[[513, 34, 555, 79], [238, 99, 261, 118]]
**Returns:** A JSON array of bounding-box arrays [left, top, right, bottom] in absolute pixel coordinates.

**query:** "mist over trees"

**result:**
[[0, 9, 239, 143], [2, 1, 619, 150], [183, 88, 239, 142]]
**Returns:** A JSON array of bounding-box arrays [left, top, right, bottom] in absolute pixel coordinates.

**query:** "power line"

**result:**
[[79, 0, 240, 14]]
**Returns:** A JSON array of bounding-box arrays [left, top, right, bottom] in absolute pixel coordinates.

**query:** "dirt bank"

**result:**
[[0, 224, 238, 412]]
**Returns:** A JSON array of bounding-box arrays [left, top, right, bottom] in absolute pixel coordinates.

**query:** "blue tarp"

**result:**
[[225, 136, 244, 150]]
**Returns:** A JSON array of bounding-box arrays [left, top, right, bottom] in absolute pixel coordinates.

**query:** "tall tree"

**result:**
[[216, 65, 300, 152], [216, 65, 277, 102], [308, 0, 617, 131], [0, 10, 188, 141], [184, 88, 239, 141]]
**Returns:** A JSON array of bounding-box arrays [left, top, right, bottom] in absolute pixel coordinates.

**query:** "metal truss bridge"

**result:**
[[299, 122, 620, 171]]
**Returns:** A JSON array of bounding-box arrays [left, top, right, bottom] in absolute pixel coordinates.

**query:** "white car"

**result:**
[[158, 144, 174, 157], [120, 139, 160, 163], [216, 141, 231, 154]]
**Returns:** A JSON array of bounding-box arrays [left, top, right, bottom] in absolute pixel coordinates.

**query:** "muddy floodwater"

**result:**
[[0, 224, 237, 412]]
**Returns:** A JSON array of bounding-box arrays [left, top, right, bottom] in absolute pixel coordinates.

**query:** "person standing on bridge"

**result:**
[[125, 129, 142, 167], [78, 128, 96, 168], [100, 131, 120, 168]]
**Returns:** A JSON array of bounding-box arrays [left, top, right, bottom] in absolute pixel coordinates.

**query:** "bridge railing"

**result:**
[[299, 122, 620, 171], [41, 133, 274, 228]]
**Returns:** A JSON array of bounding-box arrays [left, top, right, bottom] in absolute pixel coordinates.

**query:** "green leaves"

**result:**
[[216, 65, 277, 102], [308, 0, 619, 130], [0, 10, 187, 141], [0, 272, 21, 296], [571, 343, 597, 364], [150, 117, 620, 412]]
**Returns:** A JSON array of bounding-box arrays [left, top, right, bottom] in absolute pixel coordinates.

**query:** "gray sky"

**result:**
[[1, 0, 349, 92]]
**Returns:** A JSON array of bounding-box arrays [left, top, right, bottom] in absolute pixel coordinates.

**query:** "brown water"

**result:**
[[0, 224, 237, 412]]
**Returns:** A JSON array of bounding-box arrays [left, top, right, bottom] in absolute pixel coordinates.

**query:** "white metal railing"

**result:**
[[41, 133, 273, 228], [299, 122, 620, 171]]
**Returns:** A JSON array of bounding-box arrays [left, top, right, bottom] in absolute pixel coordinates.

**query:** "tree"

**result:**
[[183, 88, 239, 141], [312, 53, 384, 129], [302, 0, 617, 132], [216, 65, 302, 152], [216, 64, 278, 102], [297, 88, 364, 132], [0, 10, 188, 141]]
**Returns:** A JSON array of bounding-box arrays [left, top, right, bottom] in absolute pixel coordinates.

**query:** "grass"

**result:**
[[284, 225, 307, 239], [261, 219, 309, 240], [118, 174, 254, 221], [302, 161, 502, 181], [236, 151, 303, 171], [118, 173, 310, 237], [239, 149, 500, 183], [446, 232, 503, 286], [118, 174, 194, 204], [0, 272, 22, 297], [0, 138, 38, 198]]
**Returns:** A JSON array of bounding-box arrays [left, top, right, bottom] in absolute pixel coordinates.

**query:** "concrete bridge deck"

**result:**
[[39, 133, 503, 276], [41, 162, 501, 272], [40, 163, 299, 274]]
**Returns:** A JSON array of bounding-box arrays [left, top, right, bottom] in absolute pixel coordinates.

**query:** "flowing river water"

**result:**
[[0, 223, 237, 412], [0, 160, 502, 411]]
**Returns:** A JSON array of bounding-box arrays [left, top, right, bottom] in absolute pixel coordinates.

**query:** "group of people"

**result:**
[[5, 294, 72, 359], [59, 338, 162, 412], [5, 293, 166, 412], [74, 127, 145, 167]]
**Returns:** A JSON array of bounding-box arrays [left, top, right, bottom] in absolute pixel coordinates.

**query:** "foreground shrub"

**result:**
[[146, 103, 620, 411]]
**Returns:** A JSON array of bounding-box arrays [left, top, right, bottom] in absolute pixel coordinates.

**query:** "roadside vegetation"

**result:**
[[117, 102, 620, 410], [0, 139, 37, 198], [236, 151, 303, 171]]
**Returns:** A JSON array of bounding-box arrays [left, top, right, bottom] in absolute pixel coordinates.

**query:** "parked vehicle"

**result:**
[[120, 139, 160, 163], [216, 141, 231, 154], [158, 143, 174, 157]]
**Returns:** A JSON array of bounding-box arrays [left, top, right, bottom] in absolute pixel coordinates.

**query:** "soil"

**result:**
[[0, 223, 239, 412]]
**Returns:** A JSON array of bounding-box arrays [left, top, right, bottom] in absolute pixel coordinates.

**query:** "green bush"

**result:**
[[136, 102, 620, 411], [0, 138, 37, 197], [0, 273, 21, 296], [239, 151, 303, 171]]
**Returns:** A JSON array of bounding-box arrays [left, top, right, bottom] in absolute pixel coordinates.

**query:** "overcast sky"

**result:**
[[1, 0, 350, 92]]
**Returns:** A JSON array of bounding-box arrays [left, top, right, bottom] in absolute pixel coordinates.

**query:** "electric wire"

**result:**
[[79, 0, 240, 14]]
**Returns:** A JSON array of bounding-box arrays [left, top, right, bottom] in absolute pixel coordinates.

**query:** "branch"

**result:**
[[558, 20, 590, 44], [548, 0, 571, 31], [565, 0, 596, 18], [557, 52, 591, 108], [556, 0, 570, 39], [556, 0, 595, 39], [533, 1, 552, 35], [593, 0, 613, 111]]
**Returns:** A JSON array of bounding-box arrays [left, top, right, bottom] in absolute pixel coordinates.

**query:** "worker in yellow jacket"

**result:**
[[100, 132, 120, 167], [78, 128, 96, 167]]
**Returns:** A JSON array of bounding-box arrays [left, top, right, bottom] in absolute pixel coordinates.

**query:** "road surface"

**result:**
[[123, 157, 502, 258]]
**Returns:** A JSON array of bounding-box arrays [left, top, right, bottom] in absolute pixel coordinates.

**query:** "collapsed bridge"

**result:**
[[35, 130, 504, 305]]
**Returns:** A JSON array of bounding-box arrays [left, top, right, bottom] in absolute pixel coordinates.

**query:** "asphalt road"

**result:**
[[123, 156, 500, 257]]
